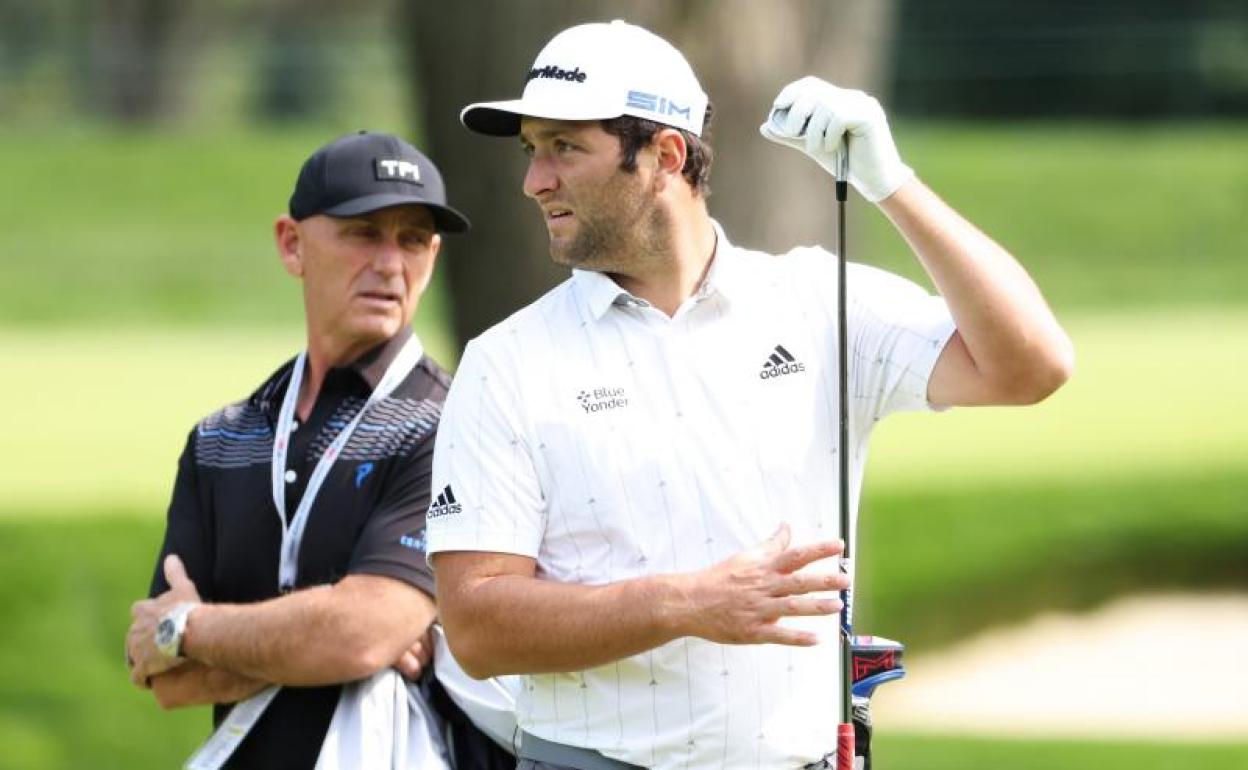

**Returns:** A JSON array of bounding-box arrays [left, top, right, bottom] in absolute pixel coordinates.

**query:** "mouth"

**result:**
[[356, 289, 402, 306], [543, 205, 574, 227]]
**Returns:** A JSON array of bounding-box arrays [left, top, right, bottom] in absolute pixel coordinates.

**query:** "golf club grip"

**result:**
[[837, 722, 855, 770]]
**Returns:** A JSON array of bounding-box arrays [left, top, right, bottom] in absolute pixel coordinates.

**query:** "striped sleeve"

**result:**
[[425, 338, 546, 559], [847, 262, 956, 420]]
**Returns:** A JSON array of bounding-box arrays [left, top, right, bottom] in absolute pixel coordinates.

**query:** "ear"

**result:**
[[652, 128, 689, 190], [274, 215, 304, 277], [417, 233, 443, 295]]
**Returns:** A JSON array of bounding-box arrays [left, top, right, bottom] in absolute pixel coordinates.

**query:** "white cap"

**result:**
[[461, 20, 709, 137]]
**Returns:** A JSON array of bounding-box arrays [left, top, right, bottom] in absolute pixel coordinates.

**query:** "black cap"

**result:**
[[288, 131, 470, 233]]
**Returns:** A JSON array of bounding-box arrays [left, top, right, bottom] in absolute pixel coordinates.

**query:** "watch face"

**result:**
[[156, 618, 175, 646]]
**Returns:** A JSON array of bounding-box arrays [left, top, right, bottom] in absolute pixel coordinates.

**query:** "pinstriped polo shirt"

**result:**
[[427, 224, 955, 770]]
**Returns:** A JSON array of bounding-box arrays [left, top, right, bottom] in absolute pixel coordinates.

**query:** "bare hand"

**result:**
[[677, 523, 847, 646], [126, 554, 202, 687], [393, 625, 434, 680]]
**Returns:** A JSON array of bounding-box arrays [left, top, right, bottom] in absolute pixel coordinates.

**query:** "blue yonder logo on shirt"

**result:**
[[355, 462, 375, 489]]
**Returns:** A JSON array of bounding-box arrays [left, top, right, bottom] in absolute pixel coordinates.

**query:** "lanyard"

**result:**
[[270, 334, 422, 591]]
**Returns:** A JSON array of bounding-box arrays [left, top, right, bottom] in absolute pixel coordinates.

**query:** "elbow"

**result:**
[[1007, 338, 1076, 405], [442, 623, 503, 680]]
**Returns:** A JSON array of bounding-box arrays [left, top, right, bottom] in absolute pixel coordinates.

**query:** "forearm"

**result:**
[[149, 660, 268, 710], [182, 576, 436, 686], [440, 569, 690, 679], [437, 535, 846, 679], [879, 177, 1074, 403]]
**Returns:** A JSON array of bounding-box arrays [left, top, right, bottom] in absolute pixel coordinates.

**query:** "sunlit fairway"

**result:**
[[867, 307, 1248, 490], [0, 320, 458, 517], [4, 308, 1242, 517]]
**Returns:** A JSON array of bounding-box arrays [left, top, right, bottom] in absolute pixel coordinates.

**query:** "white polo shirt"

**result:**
[[427, 224, 955, 770]]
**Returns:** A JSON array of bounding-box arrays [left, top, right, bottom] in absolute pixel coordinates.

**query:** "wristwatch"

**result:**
[[155, 602, 198, 660]]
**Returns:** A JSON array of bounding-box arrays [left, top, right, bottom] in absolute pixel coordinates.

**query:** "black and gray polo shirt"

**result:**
[[148, 326, 447, 769]]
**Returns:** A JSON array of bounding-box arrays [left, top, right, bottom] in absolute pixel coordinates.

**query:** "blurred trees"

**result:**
[[892, 0, 1248, 118], [404, 0, 895, 345]]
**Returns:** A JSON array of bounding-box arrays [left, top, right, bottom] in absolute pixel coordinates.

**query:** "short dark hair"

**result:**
[[600, 103, 714, 196]]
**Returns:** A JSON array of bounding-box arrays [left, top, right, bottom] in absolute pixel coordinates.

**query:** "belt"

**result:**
[[519, 732, 840, 770], [517, 732, 643, 770]]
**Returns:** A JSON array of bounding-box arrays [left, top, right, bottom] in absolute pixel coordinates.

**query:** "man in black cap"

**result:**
[[124, 131, 498, 769]]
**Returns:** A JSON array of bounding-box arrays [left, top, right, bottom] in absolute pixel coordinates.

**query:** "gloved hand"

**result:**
[[759, 76, 913, 202]]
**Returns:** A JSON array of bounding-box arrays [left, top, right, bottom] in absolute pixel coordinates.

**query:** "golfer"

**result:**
[[124, 132, 510, 769], [428, 20, 1073, 770]]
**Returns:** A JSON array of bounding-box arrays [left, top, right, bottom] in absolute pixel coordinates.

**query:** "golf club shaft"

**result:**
[[836, 148, 854, 770]]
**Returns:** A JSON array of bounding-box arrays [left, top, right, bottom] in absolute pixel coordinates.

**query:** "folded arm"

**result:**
[[179, 573, 437, 686], [130, 554, 437, 695]]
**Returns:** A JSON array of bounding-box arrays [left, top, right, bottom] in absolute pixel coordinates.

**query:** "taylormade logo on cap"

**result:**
[[527, 65, 588, 84], [460, 19, 709, 137]]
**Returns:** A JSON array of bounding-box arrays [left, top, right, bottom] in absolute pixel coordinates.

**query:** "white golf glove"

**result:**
[[759, 76, 913, 202]]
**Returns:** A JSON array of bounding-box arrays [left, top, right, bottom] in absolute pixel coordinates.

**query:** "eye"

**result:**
[[554, 139, 575, 154], [520, 141, 535, 158], [400, 230, 432, 249], [340, 222, 374, 239]]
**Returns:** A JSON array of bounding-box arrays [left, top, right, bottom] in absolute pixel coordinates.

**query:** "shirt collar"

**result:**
[[254, 327, 419, 422], [571, 268, 632, 321], [571, 219, 749, 321], [349, 325, 419, 391], [695, 219, 750, 305]]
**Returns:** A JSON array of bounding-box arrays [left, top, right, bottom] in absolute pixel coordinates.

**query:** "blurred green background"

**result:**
[[1, 1, 1245, 768]]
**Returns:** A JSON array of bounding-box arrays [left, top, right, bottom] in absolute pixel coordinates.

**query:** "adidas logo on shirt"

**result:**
[[428, 485, 463, 518], [759, 344, 806, 379]]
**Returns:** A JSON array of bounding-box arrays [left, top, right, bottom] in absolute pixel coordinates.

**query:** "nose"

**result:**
[[523, 155, 557, 200], [372, 237, 404, 277]]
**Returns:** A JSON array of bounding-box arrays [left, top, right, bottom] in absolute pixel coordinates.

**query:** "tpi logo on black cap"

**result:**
[[375, 158, 422, 185]]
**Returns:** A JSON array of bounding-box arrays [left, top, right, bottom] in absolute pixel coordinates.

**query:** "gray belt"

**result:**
[[517, 732, 643, 770], [518, 731, 838, 770]]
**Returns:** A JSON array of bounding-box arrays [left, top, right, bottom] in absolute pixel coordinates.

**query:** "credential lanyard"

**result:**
[[186, 335, 423, 770], [270, 334, 422, 591]]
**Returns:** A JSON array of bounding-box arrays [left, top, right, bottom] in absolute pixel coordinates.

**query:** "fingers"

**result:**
[[803, 105, 832, 155], [757, 522, 792, 558], [770, 569, 849, 598], [394, 650, 422, 680], [770, 538, 844, 574], [780, 99, 814, 139], [163, 554, 191, 590], [393, 630, 434, 680]]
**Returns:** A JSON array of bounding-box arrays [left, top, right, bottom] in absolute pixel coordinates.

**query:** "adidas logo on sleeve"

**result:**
[[428, 485, 463, 518], [759, 344, 806, 379]]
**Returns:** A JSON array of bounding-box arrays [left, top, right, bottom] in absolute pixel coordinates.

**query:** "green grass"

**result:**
[[875, 733, 1248, 769], [0, 323, 457, 518], [0, 126, 450, 329], [867, 121, 1248, 311], [0, 123, 1245, 328], [1, 512, 1244, 769], [3, 308, 1240, 517], [866, 308, 1248, 490], [855, 464, 1248, 648], [0, 516, 207, 769]]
